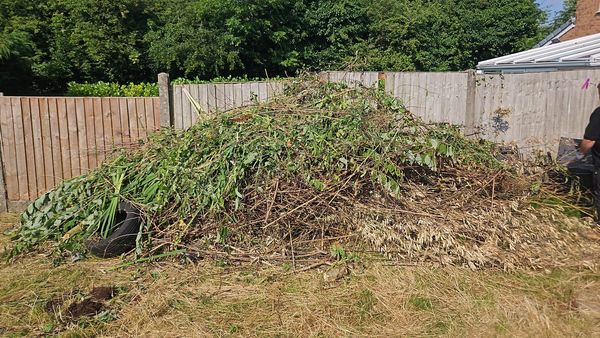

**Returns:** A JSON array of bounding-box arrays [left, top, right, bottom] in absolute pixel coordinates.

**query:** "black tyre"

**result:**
[[86, 201, 141, 258]]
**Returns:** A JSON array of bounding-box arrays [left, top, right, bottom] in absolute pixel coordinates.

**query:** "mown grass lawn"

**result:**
[[1, 213, 599, 337]]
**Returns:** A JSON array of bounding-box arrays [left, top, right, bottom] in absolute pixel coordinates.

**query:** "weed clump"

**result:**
[[8, 77, 597, 269]]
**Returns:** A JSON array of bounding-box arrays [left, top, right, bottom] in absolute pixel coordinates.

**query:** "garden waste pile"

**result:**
[[8, 77, 600, 269]]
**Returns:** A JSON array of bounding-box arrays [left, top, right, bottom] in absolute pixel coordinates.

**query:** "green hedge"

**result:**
[[66, 81, 159, 97], [66, 76, 286, 97], [171, 75, 284, 85]]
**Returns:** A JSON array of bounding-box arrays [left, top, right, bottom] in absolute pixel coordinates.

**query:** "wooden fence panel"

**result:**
[[324, 71, 379, 88], [382, 72, 468, 125], [472, 69, 600, 154], [0, 96, 160, 207], [172, 81, 285, 129]]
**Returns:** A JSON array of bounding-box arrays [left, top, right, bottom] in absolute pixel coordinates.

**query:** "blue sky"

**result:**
[[537, 0, 565, 18]]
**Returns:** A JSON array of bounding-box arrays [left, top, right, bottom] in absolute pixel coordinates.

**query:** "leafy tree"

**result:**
[[31, 0, 155, 93], [146, 0, 306, 79], [449, 0, 547, 70], [301, 0, 371, 69], [550, 0, 577, 31], [0, 0, 550, 94], [0, 0, 41, 94], [337, 0, 546, 71]]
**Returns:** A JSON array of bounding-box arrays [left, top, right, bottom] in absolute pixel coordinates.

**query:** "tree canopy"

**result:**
[[0, 0, 549, 94], [550, 0, 577, 31]]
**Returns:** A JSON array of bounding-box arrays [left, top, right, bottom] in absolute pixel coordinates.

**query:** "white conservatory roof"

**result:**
[[477, 32, 600, 73]]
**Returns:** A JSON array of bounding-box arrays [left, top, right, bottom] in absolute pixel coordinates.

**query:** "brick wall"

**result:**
[[562, 0, 600, 41]]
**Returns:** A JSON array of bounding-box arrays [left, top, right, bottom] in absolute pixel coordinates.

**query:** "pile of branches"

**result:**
[[9, 77, 597, 269]]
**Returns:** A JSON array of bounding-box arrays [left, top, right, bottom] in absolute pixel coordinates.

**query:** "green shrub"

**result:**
[[171, 75, 285, 85], [65, 81, 158, 97]]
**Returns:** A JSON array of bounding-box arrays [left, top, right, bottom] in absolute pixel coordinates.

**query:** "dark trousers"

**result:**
[[594, 169, 600, 223]]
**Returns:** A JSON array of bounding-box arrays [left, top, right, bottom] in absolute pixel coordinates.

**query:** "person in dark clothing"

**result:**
[[580, 83, 600, 224]]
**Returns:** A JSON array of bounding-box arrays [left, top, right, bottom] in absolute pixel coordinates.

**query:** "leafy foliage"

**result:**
[[171, 75, 285, 85], [1, 0, 547, 95], [66, 81, 158, 97], [146, 0, 307, 79], [549, 0, 576, 32]]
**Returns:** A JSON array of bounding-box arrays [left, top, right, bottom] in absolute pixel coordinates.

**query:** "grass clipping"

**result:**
[[9, 77, 596, 269]]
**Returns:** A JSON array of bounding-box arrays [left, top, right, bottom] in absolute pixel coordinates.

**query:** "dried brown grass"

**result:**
[[98, 262, 600, 337], [3, 180, 600, 338], [2, 243, 600, 337]]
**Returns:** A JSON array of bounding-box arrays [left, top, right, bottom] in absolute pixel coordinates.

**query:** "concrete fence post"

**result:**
[[158, 73, 173, 127], [464, 70, 477, 136]]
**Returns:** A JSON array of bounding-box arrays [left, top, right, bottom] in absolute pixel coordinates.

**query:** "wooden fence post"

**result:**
[[378, 72, 385, 90], [0, 99, 7, 211], [158, 73, 173, 127], [465, 70, 477, 135], [0, 150, 7, 212]]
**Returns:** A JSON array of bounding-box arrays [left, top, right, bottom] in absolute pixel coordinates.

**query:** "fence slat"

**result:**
[[39, 98, 55, 189], [199, 84, 209, 117], [110, 98, 122, 151], [76, 98, 89, 173], [12, 98, 29, 200], [182, 85, 192, 129], [30, 98, 46, 195], [190, 84, 200, 125], [119, 98, 131, 147], [144, 98, 154, 137], [241, 83, 252, 106], [215, 83, 226, 112], [224, 83, 234, 110], [21, 98, 38, 199], [0, 98, 18, 200], [152, 98, 161, 131], [49, 98, 65, 183], [173, 86, 183, 129], [132, 98, 146, 144], [66, 98, 80, 177], [232, 83, 242, 109], [84, 98, 97, 170], [207, 84, 216, 115], [97, 98, 109, 163], [258, 82, 268, 102]]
